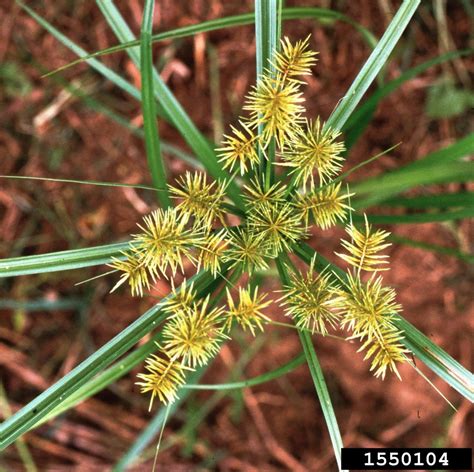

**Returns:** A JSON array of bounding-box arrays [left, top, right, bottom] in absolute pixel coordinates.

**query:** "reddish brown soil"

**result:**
[[0, 1, 472, 471]]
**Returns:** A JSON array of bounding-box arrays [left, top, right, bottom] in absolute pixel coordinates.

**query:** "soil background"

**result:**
[[0, 1, 472, 471]]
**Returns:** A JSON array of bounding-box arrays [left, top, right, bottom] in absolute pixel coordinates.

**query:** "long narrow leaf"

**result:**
[[0, 242, 129, 277], [294, 243, 472, 400], [276, 257, 345, 472], [326, 0, 420, 132], [44, 8, 377, 78], [0, 269, 223, 449], [140, 0, 170, 206], [97, 0, 244, 207]]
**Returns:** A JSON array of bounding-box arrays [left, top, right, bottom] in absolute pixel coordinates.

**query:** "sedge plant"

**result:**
[[1, 1, 472, 470]]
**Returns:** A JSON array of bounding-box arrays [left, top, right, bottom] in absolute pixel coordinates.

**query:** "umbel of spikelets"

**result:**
[[103, 35, 408, 408]]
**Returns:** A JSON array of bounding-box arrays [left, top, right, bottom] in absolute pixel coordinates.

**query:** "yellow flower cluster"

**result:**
[[108, 36, 406, 407]]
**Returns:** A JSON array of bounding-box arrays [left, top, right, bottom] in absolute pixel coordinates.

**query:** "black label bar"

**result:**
[[341, 448, 472, 470]]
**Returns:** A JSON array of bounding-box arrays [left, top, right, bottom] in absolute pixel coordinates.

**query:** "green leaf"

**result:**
[[0, 269, 222, 450], [353, 207, 474, 224], [380, 192, 474, 209], [326, 0, 420, 132], [184, 353, 305, 390], [44, 8, 377, 78], [276, 256, 345, 471], [0, 241, 130, 277], [97, 1, 244, 207], [140, 0, 170, 207], [343, 49, 473, 148], [294, 243, 473, 400]]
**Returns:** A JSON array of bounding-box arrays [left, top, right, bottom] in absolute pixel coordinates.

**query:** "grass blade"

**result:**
[[0, 242, 130, 277], [255, 0, 282, 186], [276, 257, 345, 471], [294, 243, 472, 400], [97, 0, 244, 207], [380, 192, 474, 209], [354, 207, 474, 224], [140, 0, 170, 207], [0, 269, 223, 449], [343, 49, 473, 148], [326, 0, 420, 132], [184, 353, 305, 390], [44, 8, 377, 78]]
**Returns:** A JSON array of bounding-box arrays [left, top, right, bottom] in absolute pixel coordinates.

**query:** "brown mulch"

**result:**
[[0, 1, 472, 470]]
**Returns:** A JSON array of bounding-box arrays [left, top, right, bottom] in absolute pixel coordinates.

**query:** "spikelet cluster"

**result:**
[[281, 257, 340, 336], [335, 216, 407, 379], [105, 36, 408, 408]]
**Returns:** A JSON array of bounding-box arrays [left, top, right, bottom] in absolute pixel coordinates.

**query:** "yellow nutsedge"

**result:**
[[162, 297, 228, 368], [217, 121, 260, 175], [295, 182, 353, 230], [244, 74, 305, 148], [336, 214, 391, 273], [133, 207, 203, 277], [224, 227, 270, 275], [108, 250, 152, 297], [248, 201, 307, 256], [243, 176, 287, 210], [333, 271, 406, 379], [160, 278, 198, 317], [224, 286, 271, 335], [196, 229, 229, 277], [281, 117, 345, 188], [136, 351, 193, 409], [272, 35, 318, 80], [281, 257, 340, 335], [169, 171, 227, 230]]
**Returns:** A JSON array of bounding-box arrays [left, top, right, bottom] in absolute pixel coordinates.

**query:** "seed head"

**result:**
[[224, 227, 270, 275], [281, 258, 340, 335], [333, 272, 406, 379], [160, 278, 197, 317], [197, 229, 229, 277], [243, 177, 287, 210], [133, 208, 202, 277], [218, 121, 259, 175], [225, 286, 271, 335], [336, 214, 391, 273], [136, 352, 191, 409], [170, 171, 227, 229], [109, 251, 151, 297], [296, 183, 352, 230], [244, 74, 305, 147], [162, 297, 228, 368], [282, 117, 345, 187], [248, 201, 306, 256], [272, 35, 318, 79]]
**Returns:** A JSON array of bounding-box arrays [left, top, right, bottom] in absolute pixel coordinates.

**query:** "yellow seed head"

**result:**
[[161, 278, 197, 317], [224, 227, 270, 275], [217, 121, 260, 175], [272, 35, 318, 79], [133, 208, 202, 277], [333, 272, 406, 379], [225, 286, 271, 335], [170, 171, 227, 229], [281, 258, 340, 335], [243, 176, 287, 210], [336, 214, 391, 273], [244, 74, 305, 147], [282, 117, 345, 187], [296, 183, 352, 230], [109, 251, 151, 297], [136, 352, 192, 409], [162, 297, 228, 368], [248, 201, 307, 256], [197, 229, 229, 277]]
